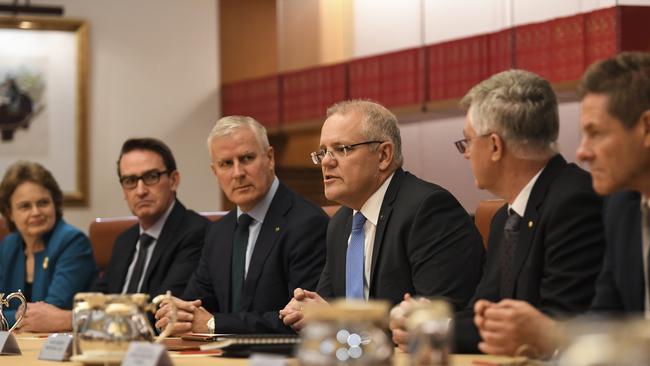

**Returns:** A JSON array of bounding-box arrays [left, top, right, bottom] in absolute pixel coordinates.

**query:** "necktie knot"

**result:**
[[238, 213, 253, 229], [505, 210, 522, 232], [139, 233, 154, 248], [127, 233, 155, 294], [231, 213, 253, 312], [352, 212, 366, 232]]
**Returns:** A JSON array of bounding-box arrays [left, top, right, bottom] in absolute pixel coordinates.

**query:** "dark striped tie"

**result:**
[[126, 233, 155, 293], [500, 210, 522, 298], [231, 213, 253, 312]]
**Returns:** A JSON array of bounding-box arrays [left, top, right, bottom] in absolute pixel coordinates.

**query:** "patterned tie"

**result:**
[[346, 212, 366, 300], [126, 233, 155, 293], [499, 210, 522, 298], [231, 213, 253, 312]]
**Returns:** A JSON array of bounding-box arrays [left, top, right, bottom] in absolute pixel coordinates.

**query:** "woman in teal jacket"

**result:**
[[0, 161, 96, 330]]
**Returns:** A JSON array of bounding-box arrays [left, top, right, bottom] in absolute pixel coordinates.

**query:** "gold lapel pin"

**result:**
[[43, 256, 49, 270], [528, 221, 534, 228], [275, 226, 280, 232]]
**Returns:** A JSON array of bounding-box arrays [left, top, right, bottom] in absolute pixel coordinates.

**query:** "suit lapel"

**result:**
[[142, 201, 185, 291], [508, 155, 566, 297], [334, 211, 354, 295], [369, 169, 403, 295], [620, 193, 644, 311], [485, 207, 508, 298], [112, 226, 139, 293], [240, 184, 290, 311]]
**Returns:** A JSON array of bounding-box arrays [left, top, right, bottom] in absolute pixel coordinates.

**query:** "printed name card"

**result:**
[[122, 342, 173, 366], [38, 333, 73, 361], [0, 331, 21, 355], [249, 353, 288, 366]]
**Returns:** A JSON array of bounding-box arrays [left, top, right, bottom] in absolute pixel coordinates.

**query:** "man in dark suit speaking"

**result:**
[[155, 116, 328, 334], [390, 70, 606, 353], [279, 100, 484, 331]]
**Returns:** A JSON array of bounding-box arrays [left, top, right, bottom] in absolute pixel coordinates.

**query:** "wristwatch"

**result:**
[[207, 316, 215, 334]]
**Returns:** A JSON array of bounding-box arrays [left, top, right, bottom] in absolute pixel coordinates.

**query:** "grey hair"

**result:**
[[326, 99, 403, 167], [461, 70, 559, 160], [206, 115, 270, 151]]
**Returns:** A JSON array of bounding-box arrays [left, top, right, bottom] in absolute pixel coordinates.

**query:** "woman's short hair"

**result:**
[[0, 161, 64, 232]]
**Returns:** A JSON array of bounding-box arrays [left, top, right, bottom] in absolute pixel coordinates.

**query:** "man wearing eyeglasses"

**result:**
[[390, 70, 606, 354], [279, 99, 484, 331], [20, 138, 209, 333], [453, 52, 650, 359], [92, 137, 208, 298]]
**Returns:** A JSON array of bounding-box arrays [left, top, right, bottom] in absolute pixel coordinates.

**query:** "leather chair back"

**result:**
[[89, 205, 340, 272], [474, 199, 506, 249], [88, 212, 227, 272]]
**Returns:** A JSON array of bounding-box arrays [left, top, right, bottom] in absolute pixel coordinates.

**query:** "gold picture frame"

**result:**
[[0, 16, 89, 206]]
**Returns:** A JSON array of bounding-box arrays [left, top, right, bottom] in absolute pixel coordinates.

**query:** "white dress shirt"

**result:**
[[349, 173, 395, 300], [508, 167, 544, 217], [121, 200, 175, 294], [237, 177, 279, 277], [640, 196, 650, 318]]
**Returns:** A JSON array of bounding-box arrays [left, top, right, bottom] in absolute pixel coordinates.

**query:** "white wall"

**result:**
[[350, 0, 650, 212], [33, 0, 221, 231], [353, 0, 650, 56], [400, 101, 583, 212], [353, 0, 423, 57]]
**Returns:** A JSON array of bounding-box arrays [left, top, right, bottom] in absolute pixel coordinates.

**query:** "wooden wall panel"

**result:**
[[220, 0, 278, 83]]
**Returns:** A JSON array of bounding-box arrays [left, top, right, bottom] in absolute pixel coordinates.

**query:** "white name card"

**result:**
[[249, 353, 288, 366], [0, 331, 21, 355], [38, 333, 73, 361], [122, 342, 173, 366]]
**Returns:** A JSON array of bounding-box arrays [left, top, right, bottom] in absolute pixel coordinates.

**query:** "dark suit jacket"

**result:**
[[183, 182, 328, 334], [590, 191, 644, 313], [455, 155, 606, 353], [91, 200, 208, 299], [317, 168, 484, 310]]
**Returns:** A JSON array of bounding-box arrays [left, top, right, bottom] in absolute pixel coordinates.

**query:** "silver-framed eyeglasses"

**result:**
[[120, 170, 170, 189], [310, 140, 384, 165]]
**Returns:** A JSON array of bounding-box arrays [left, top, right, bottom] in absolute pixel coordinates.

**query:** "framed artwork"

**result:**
[[0, 16, 89, 206]]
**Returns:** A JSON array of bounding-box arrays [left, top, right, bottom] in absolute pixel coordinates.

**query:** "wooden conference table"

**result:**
[[4, 334, 531, 366]]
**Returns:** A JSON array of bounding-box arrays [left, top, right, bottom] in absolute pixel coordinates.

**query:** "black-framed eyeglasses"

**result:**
[[119, 170, 170, 189], [310, 140, 384, 165], [454, 133, 492, 154]]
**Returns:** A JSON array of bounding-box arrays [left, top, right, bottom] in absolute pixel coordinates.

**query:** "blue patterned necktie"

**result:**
[[346, 211, 366, 300]]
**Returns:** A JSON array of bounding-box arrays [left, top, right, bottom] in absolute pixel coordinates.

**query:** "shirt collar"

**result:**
[[509, 167, 545, 217], [140, 199, 175, 240], [237, 176, 279, 224], [355, 172, 395, 226], [642, 195, 650, 212]]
